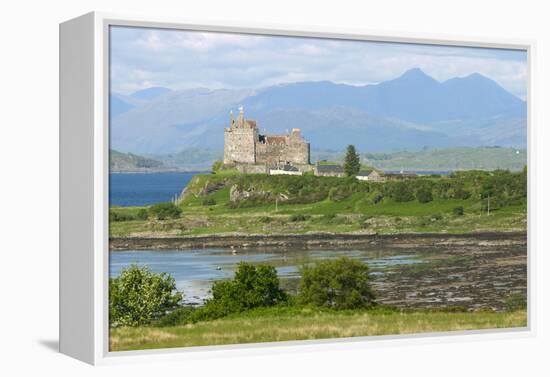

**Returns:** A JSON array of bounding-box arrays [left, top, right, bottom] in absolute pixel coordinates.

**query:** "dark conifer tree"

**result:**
[[343, 144, 361, 177]]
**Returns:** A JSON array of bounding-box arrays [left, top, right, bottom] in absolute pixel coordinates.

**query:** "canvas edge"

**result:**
[[59, 11, 97, 365], [59, 10, 536, 365]]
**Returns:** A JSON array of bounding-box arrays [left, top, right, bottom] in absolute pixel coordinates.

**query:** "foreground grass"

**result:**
[[110, 307, 527, 351]]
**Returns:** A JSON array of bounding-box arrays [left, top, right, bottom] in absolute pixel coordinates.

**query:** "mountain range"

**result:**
[[110, 68, 526, 154]]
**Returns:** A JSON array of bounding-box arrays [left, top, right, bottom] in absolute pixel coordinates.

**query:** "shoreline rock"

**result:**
[[109, 231, 527, 251]]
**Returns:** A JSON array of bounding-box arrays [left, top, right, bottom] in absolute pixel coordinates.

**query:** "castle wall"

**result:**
[[255, 131, 310, 165], [234, 163, 269, 174], [223, 127, 257, 164]]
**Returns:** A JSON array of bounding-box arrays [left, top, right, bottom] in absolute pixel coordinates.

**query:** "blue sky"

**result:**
[[110, 26, 528, 99]]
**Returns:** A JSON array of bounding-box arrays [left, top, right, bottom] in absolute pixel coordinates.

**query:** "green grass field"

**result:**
[[110, 198, 526, 237], [110, 307, 527, 351]]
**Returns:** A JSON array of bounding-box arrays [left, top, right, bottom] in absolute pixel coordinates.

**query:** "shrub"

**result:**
[[289, 213, 307, 222], [109, 211, 134, 222], [504, 293, 527, 311], [453, 187, 471, 200], [202, 197, 217, 206], [328, 187, 339, 201], [368, 190, 384, 204], [431, 213, 443, 221], [136, 208, 149, 220], [416, 186, 433, 203], [298, 257, 375, 309], [202, 262, 288, 318], [149, 202, 182, 220], [211, 160, 224, 173], [452, 206, 464, 216], [109, 265, 183, 327], [390, 182, 414, 202]]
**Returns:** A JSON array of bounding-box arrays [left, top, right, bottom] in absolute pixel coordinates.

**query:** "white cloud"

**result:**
[[110, 26, 528, 99], [134, 31, 165, 51], [174, 31, 265, 50]]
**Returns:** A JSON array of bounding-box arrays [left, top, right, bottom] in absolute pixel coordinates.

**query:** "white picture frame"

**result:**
[[59, 11, 535, 365]]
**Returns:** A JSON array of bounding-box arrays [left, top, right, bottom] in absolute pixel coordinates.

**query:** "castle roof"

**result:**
[[316, 164, 343, 173], [357, 169, 375, 176], [279, 164, 299, 172]]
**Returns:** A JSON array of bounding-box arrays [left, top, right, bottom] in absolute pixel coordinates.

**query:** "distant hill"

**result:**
[[366, 147, 526, 171], [150, 147, 223, 170], [314, 146, 526, 172], [110, 69, 526, 154], [110, 96, 135, 118], [110, 150, 164, 172], [130, 87, 172, 101], [242, 69, 525, 123], [111, 146, 525, 172], [314, 147, 526, 172]]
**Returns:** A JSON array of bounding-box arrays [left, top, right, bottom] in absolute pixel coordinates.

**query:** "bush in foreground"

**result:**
[[110, 265, 182, 327], [211, 262, 287, 310], [298, 257, 375, 309], [184, 262, 289, 323]]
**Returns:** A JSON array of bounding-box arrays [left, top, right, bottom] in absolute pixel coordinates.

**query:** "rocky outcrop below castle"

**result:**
[[177, 171, 359, 208]]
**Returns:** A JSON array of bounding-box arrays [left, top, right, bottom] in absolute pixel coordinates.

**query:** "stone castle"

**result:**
[[223, 107, 310, 166]]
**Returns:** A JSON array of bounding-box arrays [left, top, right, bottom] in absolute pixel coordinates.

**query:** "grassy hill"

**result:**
[[109, 169, 527, 237]]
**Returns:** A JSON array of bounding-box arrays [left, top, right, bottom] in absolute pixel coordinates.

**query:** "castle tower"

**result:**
[[236, 106, 245, 127], [223, 107, 257, 164]]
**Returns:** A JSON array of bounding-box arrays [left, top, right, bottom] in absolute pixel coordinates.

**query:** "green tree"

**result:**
[[343, 144, 361, 177], [109, 265, 183, 327], [192, 263, 288, 321], [298, 257, 375, 309], [208, 262, 287, 312], [149, 202, 182, 220]]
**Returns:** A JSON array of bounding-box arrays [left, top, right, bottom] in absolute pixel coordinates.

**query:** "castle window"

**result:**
[[259, 134, 266, 144]]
